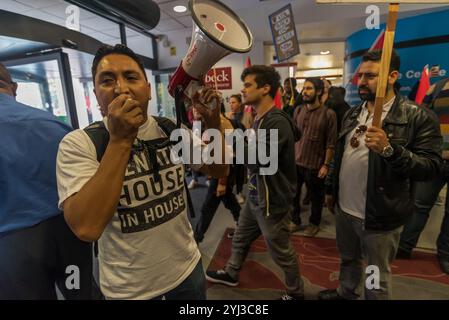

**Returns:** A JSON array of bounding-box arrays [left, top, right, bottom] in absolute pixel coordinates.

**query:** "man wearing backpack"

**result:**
[[206, 65, 304, 300], [56, 44, 227, 300], [397, 77, 449, 274]]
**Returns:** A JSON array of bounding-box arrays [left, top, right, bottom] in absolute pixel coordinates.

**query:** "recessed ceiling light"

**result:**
[[320, 50, 330, 55], [173, 5, 187, 13]]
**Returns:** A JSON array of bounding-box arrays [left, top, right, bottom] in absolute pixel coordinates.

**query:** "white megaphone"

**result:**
[[168, 0, 253, 107]]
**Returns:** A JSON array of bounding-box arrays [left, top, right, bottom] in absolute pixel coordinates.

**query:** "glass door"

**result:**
[[4, 51, 79, 128]]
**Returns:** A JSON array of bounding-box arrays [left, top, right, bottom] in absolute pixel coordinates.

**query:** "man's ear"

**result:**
[[263, 84, 271, 97], [389, 71, 399, 85], [148, 82, 152, 100]]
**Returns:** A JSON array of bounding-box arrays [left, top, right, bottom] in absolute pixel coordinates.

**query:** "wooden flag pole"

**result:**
[[316, 1, 405, 127], [372, 3, 399, 127]]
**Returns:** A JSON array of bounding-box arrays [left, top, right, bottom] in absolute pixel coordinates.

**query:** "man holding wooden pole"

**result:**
[[316, 0, 445, 300]]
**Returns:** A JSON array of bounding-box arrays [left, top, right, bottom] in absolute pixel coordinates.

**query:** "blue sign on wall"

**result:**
[[345, 8, 449, 106]]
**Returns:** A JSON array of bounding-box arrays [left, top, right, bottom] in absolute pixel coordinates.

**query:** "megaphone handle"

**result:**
[[174, 87, 190, 129]]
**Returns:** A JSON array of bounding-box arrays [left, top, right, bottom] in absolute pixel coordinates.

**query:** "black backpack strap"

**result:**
[[275, 109, 301, 142], [153, 116, 196, 219], [84, 121, 109, 162], [83, 121, 109, 258]]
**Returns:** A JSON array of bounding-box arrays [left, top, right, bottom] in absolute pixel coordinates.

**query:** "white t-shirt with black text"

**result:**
[[56, 116, 201, 299]]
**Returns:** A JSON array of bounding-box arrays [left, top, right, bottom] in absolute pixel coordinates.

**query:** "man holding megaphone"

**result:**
[[56, 44, 228, 300]]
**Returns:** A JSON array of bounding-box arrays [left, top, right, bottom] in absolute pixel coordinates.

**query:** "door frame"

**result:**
[[4, 50, 79, 129]]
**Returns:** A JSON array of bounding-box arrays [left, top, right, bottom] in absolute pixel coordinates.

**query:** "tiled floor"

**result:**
[[190, 177, 446, 299]]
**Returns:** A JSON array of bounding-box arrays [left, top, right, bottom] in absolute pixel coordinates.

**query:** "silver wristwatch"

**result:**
[[381, 143, 394, 158]]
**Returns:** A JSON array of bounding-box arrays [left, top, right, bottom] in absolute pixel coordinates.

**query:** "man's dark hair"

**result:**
[[241, 65, 280, 99], [362, 49, 401, 72], [304, 77, 325, 98], [329, 86, 346, 97], [91, 44, 147, 83], [328, 86, 346, 103], [230, 93, 242, 103], [284, 77, 297, 88]]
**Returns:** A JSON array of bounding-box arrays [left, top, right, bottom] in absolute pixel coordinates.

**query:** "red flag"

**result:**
[[245, 56, 252, 68], [415, 65, 430, 105], [350, 29, 385, 86], [274, 88, 283, 109]]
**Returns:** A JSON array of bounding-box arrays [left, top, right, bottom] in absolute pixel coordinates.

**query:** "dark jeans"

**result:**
[[152, 259, 206, 300], [292, 165, 325, 226], [195, 178, 241, 242], [399, 162, 449, 260], [335, 206, 401, 300], [0, 214, 101, 300]]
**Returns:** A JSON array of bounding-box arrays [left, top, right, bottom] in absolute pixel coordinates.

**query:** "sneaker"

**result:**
[[206, 269, 239, 286], [303, 224, 320, 237], [318, 289, 346, 300], [236, 193, 245, 204], [279, 292, 304, 300], [188, 179, 198, 190]]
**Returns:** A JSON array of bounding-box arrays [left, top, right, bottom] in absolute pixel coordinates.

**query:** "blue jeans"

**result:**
[[399, 162, 449, 260], [152, 259, 206, 300]]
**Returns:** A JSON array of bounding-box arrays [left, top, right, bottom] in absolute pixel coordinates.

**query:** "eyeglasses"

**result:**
[[350, 125, 367, 148], [356, 73, 378, 81]]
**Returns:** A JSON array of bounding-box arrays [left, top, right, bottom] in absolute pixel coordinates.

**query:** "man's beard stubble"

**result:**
[[358, 85, 376, 102]]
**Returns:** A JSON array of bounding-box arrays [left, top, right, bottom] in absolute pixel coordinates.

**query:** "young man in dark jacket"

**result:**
[[319, 50, 442, 300], [206, 65, 304, 300]]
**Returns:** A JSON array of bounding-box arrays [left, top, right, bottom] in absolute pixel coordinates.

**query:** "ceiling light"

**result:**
[[173, 5, 187, 13], [320, 50, 330, 55]]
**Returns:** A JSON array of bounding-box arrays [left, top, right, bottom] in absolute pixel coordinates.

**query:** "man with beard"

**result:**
[[289, 77, 337, 237], [206, 65, 304, 300], [318, 50, 442, 300]]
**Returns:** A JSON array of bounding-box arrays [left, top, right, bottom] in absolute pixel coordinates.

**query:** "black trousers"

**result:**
[[0, 214, 101, 300], [234, 164, 245, 194], [195, 178, 241, 242], [292, 165, 325, 226]]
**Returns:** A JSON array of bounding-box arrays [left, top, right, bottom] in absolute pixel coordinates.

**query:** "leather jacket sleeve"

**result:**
[[385, 105, 442, 180]]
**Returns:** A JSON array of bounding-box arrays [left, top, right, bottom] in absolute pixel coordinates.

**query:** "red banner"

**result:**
[[204, 67, 232, 90]]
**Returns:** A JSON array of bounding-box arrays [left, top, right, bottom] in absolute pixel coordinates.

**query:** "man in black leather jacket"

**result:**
[[318, 50, 442, 300]]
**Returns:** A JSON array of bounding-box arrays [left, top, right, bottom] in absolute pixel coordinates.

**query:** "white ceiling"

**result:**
[[1, 0, 448, 73], [1, 0, 447, 42], [154, 0, 449, 42]]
